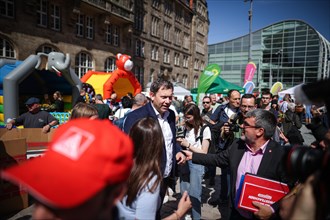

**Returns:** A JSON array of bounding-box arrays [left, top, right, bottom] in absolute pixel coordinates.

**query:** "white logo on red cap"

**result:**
[[52, 126, 95, 160]]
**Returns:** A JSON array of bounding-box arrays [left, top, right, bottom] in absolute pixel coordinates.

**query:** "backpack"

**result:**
[[285, 114, 304, 144], [207, 121, 223, 151], [184, 125, 215, 154]]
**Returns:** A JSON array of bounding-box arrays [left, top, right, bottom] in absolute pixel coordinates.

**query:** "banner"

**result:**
[[243, 81, 255, 94], [197, 64, 221, 104], [244, 62, 257, 84], [270, 82, 283, 96]]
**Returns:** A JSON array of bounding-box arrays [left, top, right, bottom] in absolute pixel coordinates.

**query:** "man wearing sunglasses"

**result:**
[[200, 95, 216, 186], [6, 97, 58, 133], [208, 94, 257, 207], [201, 96, 213, 123], [183, 109, 290, 220]]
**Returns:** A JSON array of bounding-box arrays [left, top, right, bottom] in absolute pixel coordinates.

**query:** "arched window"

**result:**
[[135, 65, 144, 85], [36, 44, 58, 54], [104, 57, 116, 72], [193, 75, 198, 88], [75, 52, 93, 78], [174, 73, 180, 82], [149, 69, 154, 83], [0, 37, 16, 58], [183, 74, 188, 87]]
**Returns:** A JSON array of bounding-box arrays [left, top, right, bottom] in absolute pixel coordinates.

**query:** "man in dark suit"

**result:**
[[123, 79, 186, 204], [209, 89, 241, 206], [184, 109, 290, 220]]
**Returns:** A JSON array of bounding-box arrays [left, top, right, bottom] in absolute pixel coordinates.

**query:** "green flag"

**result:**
[[197, 64, 221, 104]]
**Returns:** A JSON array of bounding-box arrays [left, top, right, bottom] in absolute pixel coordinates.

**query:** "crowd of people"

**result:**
[[2, 79, 330, 220]]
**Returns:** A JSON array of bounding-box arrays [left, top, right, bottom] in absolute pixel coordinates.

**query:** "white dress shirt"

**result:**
[[152, 105, 173, 178]]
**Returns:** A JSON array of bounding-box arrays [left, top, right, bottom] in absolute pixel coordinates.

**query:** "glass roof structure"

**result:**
[[208, 20, 330, 90]]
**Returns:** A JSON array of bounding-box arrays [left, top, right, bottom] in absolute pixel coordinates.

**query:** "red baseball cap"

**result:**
[[1, 118, 133, 209]]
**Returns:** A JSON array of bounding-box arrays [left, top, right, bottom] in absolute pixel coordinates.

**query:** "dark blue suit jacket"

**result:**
[[123, 102, 181, 177], [192, 139, 290, 215]]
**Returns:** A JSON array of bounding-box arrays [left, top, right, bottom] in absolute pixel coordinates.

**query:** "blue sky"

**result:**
[[207, 0, 330, 44]]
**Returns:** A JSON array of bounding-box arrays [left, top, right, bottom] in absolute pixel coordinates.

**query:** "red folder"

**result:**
[[237, 173, 289, 212]]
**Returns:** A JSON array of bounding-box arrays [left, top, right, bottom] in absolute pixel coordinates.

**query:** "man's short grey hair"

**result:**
[[133, 93, 147, 106], [245, 109, 277, 139], [287, 103, 296, 112], [150, 78, 173, 94]]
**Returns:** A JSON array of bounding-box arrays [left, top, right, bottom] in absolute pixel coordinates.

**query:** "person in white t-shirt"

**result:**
[[176, 103, 211, 220], [169, 104, 179, 123], [114, 96, 132, 120], [280, 93, 293, 113]]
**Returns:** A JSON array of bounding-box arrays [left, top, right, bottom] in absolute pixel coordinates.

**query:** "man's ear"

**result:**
[[149, 92, 155, 101], [256, 127, 264, 138]]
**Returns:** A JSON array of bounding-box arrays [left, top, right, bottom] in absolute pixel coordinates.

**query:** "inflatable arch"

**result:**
[[81, 54, 142, 101], [1, 52, 82, 124], [0, 59, 18, 125]]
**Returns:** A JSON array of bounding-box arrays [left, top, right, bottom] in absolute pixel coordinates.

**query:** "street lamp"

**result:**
[[244, 0, 253, 62], [275, 49, 282, 81], [327, 55, 330, 78], [269, 68, 273, 87]]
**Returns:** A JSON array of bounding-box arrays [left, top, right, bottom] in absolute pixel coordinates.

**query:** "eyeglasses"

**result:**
[[241, 105, 255, 110], [203, 102, 210, 104], [243, 121, 260, 129]]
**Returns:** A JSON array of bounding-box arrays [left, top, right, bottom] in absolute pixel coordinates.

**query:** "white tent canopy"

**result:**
[[278, 84, 303, 99], [173, 85, 191, 100], [144, 83, 190, 101]]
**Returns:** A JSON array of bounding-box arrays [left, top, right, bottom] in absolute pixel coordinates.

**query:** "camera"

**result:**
[[229, 122, 240, 132], [285, 145, 329, 183], [284, 146, 330, 219], [318, 106, 327, 113], [176, 126, 185, 138], [228, 112, 243, 132]]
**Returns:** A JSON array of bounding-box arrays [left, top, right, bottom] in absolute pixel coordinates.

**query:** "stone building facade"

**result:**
[[0, 0, 209, 90]]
